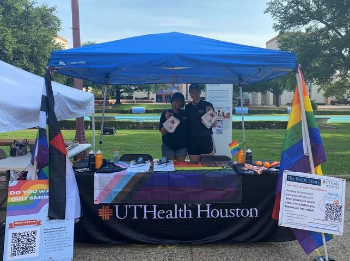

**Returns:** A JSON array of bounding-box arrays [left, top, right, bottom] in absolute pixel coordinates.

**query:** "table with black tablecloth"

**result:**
[[74, 165, 295, 245]]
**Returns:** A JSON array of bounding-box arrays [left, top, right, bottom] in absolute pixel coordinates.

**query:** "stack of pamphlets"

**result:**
[[162, 116, 180, 133], [65, 141, 79, 151], [201, 109, 217, 128], [153, 159, 175, 171], [127, 160, 151, 172]]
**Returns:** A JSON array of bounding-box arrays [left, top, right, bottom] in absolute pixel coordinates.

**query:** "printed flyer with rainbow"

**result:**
[[3, 180, 75, 261]]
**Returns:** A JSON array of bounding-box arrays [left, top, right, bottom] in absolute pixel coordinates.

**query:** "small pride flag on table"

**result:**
[[229, 140, 240, 155]]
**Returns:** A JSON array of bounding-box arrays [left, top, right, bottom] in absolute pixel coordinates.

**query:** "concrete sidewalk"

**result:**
[[73, 233, 348, 261]]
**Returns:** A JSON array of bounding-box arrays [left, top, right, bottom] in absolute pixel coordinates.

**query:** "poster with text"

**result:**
[[279, 171, 346, 235], [206, 84, 233, 157], [3, 180, 75, 261]]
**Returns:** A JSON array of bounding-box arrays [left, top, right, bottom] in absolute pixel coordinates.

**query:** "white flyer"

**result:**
[[153, 159, 175, 172], [279, 171, 346, 235], [127, 161, 151, 172], [163, 116, 180, 133], [201, 109, 217, 128]]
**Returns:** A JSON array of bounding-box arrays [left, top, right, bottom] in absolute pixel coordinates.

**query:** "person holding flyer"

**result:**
[[185, 83, 217, 162], [159, 92, 188, 161]]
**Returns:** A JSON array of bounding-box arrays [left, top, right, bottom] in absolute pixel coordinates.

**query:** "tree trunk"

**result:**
[[115, 89, 122, 104], [274, 90, 281, 107]]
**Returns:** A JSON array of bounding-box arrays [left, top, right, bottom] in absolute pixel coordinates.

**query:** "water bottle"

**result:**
[[237, 149, 245, 164], [245, 149, 252, 164], [95, 150, 103, 169], [113, 148, 120, 163], [88, 150, 95, 170]]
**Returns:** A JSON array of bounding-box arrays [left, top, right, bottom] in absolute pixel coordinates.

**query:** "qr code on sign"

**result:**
[[7, 227, 40, 260], [325, 203, 343, 222]]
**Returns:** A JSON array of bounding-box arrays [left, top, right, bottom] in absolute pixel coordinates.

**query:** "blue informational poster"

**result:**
[[3, 180, 75, 261]]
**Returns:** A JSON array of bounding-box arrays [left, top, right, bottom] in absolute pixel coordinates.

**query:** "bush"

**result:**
[[310, 100, 318, 111], [59, 120, 288, 130]]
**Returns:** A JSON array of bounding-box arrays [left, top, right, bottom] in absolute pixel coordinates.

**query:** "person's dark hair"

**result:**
[[171, 92, 185, 108], [189, 83, 200, 92]]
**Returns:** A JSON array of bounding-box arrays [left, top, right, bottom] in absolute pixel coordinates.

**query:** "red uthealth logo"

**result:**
[[98, 205, 113, 220]]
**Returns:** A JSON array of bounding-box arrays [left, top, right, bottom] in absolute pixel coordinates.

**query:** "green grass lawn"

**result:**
[[1, 123, 349, 175]]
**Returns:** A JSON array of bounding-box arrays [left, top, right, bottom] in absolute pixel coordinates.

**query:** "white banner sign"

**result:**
[[205, 84, 233, 157], [279, 171, 346, 235], [3, 180, 75, 261]]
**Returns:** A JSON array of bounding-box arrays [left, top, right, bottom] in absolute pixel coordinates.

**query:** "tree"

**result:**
[[137, 84, 163, 99], [265, 0, 350, 98], [244, 75, 295, 107], [0, 0, 62, 76], [113, 85, 135, 104]]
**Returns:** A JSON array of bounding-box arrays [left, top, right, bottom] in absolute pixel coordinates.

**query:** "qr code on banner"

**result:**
[[325, 203, 343, 222], [7, 227, 40, 260]]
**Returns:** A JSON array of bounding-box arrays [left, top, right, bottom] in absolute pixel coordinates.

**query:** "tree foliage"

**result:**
[[0, 0, 62, 76], [245, 75, 295, 107], [137, 84, 163, 99], [265, 0, 350, 99]]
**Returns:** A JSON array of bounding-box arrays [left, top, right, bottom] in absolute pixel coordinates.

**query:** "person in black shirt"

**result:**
[[159, 92, 188, 161], [185, 84, 216, 162]]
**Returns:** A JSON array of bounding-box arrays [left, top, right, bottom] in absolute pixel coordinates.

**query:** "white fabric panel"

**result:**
[[0, 60, 94, 132]]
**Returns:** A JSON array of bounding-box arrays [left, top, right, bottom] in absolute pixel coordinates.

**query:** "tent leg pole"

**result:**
[[98, 85, 107, 151], [239, 85, 246, 152], [92, 113, 96, 152]]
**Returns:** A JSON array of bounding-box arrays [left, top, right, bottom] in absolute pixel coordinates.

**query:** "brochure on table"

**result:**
[[279, 171, 346, 235], [3, 180, 75, 261], [153, 159, 175, 172], [127, 160, 151, 173]]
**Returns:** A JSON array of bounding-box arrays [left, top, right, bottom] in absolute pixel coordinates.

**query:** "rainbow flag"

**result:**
[[229, 140, 240, 155], [29, 69, 81, 220], [272, 68, 330, 254]]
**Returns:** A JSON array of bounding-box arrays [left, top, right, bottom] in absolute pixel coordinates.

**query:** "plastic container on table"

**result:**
[[113, 148, 119, 163], [95, 150, 103, 169], [237, 149, 245, 164], [245, 149, 252, 164], [88, 150, 95, 170]]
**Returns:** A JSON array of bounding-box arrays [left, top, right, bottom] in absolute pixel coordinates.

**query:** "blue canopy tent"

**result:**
[[48, 33, 335, 257], [49, 32, 297, 85], [48, 32, 298, 151]]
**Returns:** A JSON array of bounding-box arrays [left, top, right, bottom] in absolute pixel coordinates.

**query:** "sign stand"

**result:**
[[279, 171, 346, 261]]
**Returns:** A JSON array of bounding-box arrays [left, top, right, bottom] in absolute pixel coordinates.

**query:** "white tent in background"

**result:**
[[0, 60, 94, 133]]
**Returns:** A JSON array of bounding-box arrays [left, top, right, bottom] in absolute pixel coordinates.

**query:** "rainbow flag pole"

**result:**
[[228, 140, 240, 155], [295, 67, 330, 260], [272, 67, 331, 258]]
